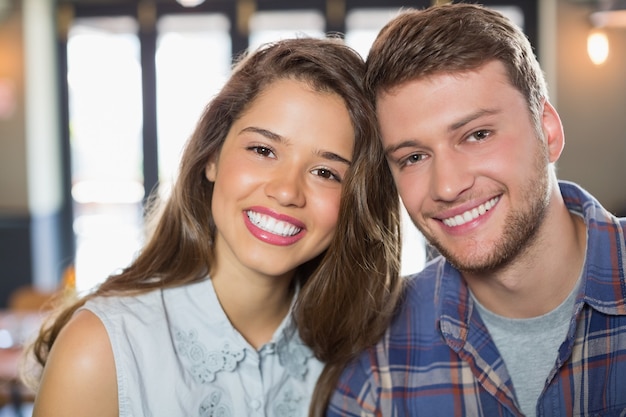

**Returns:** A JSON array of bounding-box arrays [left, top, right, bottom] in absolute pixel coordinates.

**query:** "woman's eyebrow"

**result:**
[[319, 150, 351, 166], [241, 126, 352, 165], [239, 126, 283, 142]]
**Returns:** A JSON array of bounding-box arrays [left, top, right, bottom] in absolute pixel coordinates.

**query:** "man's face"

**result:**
[[377, 60, 554, 273]]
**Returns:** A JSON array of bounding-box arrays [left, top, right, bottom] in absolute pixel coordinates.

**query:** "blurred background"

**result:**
[[0, 0, 625, 301]]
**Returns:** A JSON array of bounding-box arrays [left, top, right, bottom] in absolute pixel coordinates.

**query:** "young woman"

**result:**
[[24, 37, 402, 417]]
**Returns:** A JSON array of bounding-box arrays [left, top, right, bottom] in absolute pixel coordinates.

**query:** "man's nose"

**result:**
[[430, 151, 473, 202]]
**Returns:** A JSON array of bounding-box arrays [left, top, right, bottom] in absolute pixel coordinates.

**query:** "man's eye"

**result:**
[[469, 130, 491, 142], [402, 153, 426, 167]]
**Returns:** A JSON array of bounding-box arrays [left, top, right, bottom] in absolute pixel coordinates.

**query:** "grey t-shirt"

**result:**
[[472, 281, 579, 417]]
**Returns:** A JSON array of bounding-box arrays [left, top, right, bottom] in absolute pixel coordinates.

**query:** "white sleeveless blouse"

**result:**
[[81, 277, 323, 417]]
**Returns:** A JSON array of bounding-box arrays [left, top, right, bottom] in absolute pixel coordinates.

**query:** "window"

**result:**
[[248, 10, 325, 50], [156, 14, 231, 195], [67, 17, 145, 292]]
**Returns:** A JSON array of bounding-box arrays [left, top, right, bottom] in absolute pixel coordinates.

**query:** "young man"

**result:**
[[328, 4, 626, 416]]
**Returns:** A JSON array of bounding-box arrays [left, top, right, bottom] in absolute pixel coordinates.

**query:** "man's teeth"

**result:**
[[247, 211, 301, 236], [442, 196, 500, 227]]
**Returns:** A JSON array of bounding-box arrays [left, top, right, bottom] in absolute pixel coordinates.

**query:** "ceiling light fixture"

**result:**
[[176, 0, 206, 7], [590, 0, 626, 27]]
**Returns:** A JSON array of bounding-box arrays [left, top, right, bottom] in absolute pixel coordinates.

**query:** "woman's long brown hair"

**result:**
[[291, 37, 403, 414], [295, 130, 403, 414], [24, 36, 404, 413], [294, 81, 403, 412]]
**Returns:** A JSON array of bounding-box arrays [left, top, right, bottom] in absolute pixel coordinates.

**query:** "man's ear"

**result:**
[[542, 100, 565, 163]]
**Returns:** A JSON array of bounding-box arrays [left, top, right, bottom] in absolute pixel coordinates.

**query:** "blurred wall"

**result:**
[[0, 4, 32, 306], [554, 0, 626, 215], [0, 0, 65, 307], [0, 4, 27, 215]]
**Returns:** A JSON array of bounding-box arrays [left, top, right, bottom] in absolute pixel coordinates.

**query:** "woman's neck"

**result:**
[[210, 269, 296, 349]]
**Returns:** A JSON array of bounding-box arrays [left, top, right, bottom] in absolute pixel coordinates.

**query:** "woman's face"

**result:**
[[206, 78, 355, 281]]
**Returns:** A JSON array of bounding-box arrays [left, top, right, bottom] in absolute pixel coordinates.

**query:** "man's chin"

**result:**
[[433, 243, 509, 274]]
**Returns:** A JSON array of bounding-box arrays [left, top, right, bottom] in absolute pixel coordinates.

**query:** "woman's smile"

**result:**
[[206, 78, 354, 278]]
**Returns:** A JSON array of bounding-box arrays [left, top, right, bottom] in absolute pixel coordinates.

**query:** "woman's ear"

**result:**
[[542, 100, 565, 164], [205, 156, 218, 182]]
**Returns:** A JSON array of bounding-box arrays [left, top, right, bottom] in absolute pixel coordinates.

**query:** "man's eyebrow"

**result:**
[[448, 108, 499, 132], [383, 109, 501, 156], [384, 140, 419, 156], [240, 126, 352, 165]]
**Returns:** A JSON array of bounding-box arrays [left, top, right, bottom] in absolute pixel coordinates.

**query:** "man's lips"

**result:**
[[441, 196, 500, 227]]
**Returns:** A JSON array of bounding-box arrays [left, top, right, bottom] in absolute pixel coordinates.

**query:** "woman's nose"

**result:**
[[264, 170, 306, 207]]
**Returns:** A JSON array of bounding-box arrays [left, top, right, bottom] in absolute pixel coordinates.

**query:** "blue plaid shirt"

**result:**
[[328, 182, 626, 416]]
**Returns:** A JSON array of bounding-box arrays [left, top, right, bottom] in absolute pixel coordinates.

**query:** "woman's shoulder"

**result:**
[[52, 309, 114, 374], [33, 309, 117, 417], [80, 279, 216, 345], [82, 288, 166, 322]]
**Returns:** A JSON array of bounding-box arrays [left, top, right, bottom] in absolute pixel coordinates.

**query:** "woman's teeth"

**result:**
[[247, 211, 301, 236]]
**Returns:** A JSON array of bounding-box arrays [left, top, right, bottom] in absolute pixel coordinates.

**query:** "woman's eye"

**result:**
[[249, 146, 274, 157], [312, 168, 341, 182]]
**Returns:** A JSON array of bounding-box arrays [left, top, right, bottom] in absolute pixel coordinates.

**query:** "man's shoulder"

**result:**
[[402, 256, 444, 299], [384, 257, 446, 338]]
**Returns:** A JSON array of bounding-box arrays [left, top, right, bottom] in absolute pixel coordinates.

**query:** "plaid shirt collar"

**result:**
[[435, 180, 626, 349]]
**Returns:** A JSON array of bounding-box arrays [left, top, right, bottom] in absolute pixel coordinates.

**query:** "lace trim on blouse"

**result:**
[[174, 325, 313, 383]]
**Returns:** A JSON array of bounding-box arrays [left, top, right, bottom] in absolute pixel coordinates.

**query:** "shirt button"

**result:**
[[250, 399, 262, 410]]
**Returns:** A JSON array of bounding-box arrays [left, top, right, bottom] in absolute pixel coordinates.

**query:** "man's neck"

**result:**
[[463, 194, 587, 318]]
